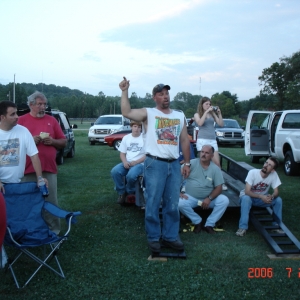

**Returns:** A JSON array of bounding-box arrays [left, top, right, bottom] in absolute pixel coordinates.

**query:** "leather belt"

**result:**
[[146, 154, 176, 163]]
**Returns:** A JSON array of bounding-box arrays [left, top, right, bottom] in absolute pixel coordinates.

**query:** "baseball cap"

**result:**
[[152, 84, 171, 96]]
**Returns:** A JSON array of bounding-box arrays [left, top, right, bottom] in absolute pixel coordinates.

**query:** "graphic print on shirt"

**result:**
[[155, 116, 181, 145], [127, 143, 142, 152], [251, 182, 269, 193], [0, 138, 20, 167]]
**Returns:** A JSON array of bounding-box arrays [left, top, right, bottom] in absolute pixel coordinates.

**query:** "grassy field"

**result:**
[[1, 131, 300, 299]]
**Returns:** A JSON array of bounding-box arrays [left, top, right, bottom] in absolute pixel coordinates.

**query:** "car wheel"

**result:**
[[67, 145, 75, 158], [284, 150, 299, 176], [113, 140, 122, 150], [251, 155, 260, 163], [56, 152, 64, 165], [90, 141, 95, 145]]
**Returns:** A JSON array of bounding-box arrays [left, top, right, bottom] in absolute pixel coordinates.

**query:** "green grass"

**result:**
[[1, 134, 300, 299]]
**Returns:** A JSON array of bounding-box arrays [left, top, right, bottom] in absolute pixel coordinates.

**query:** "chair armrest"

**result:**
[[43, 201, 82, 224]]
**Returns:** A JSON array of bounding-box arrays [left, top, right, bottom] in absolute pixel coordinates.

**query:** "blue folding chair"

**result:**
[[3, 182, 81, 288]]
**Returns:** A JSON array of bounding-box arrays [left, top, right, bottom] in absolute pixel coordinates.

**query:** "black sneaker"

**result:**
[[148, 241, 161, 253], [161, 239, 184, 251], [117, 193, 127, 204]]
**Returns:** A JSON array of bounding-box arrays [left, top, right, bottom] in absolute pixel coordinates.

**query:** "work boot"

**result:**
[[161, 239, 184, 251], [117, 193, 127, 204], [193, 222, 202, 234], [204, 226, 216, 234], [148, 241, 161, 253]]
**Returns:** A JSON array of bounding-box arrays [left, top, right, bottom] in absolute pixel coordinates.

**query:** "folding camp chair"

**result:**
[[3, 182, 81, 288]]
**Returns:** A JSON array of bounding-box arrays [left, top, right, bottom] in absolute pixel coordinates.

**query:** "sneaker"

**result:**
[[117, 193, 127, 204], [236, 228, 246, 236], [148, 241, 161, 253], [271, 229, 285, 234], [161, 239, 184, 251], [222, 184, 228, 191]]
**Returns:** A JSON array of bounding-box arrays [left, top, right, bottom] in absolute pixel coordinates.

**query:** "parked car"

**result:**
[[51, 110, 75, 165], [214, 119, 245, 147], [104, 129, 131, 150], [88, 114, 130, 145], [17, 105, 75, 165]]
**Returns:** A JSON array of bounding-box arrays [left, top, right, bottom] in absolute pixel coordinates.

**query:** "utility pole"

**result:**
[[13, 74, 16, 103]]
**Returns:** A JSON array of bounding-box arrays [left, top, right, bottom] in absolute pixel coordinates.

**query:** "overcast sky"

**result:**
[[0, 0, 299, 101]]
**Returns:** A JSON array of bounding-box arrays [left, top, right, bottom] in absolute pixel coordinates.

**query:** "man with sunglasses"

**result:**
[[236, 157, 282, 237], [18, 91, 66, 234]]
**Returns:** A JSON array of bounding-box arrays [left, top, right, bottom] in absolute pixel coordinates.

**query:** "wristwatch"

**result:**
[[184, 163, 191, 167], [208, 195, 213, 201]]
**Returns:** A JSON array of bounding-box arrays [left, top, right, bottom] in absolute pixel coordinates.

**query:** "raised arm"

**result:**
[[119, 77, 147, 122], [211, 107, 224, 127]]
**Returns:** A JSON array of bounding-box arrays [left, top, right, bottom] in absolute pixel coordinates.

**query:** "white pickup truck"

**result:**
[[245, 110, 300, 176]]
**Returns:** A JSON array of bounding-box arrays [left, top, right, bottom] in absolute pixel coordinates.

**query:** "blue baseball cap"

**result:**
[[152, 84, 171, 96]]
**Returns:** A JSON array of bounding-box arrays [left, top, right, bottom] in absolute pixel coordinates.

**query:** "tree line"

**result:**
[[0, 50, 299, 122]]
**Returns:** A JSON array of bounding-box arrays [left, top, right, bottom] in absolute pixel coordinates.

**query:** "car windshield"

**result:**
[[95, 116, 122, 125], [215, 120, 240, 128]]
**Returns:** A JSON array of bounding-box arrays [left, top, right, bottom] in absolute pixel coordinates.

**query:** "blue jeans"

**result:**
[[178, 193, 229, 227], [111, 163, 144, 195], [239, 195, 283, 229], [144, 157, 181, 242]]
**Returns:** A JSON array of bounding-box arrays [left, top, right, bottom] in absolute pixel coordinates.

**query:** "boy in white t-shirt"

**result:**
[[111, 121, 145, 204]]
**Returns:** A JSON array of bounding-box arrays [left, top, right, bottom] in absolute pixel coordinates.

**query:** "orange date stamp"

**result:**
[[248, 268, 300, 278]]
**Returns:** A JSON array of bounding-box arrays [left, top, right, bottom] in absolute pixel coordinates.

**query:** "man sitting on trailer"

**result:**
[[236, 157, 282, 237], [178, 145, 229, 234]]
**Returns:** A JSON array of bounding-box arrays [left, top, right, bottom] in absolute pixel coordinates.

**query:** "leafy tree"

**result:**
[[259, 50, 300, 110]]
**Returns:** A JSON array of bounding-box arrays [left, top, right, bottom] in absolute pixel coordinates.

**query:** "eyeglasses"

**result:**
[[263, 161, 274, 168], [35, 103, 48, 108]]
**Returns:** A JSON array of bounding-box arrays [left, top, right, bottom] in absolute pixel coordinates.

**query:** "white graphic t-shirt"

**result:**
[[0, 125, 38, 183], [118, 133, 145, 162]]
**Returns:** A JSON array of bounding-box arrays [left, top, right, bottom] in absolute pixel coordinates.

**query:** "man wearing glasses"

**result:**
[[236, 157, 282, 236], [18, 91, 66, 234]]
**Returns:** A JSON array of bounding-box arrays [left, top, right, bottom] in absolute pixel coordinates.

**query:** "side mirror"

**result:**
[[241, 126, 245, 130], [91, 122, 94, 126]]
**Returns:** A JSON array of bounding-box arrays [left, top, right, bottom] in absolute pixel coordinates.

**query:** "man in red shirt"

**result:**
[[18, 92, 66, 234]]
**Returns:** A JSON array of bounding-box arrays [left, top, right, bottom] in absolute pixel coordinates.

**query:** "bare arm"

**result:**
[[30, 154, 48, 186], [119, 77, 147, 122], [120, 152, 130, 169], [211, 107, 224, 127], [180, 123, 191, 178]]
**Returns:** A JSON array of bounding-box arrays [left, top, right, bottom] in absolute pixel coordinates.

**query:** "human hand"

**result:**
[[119, 76, 130, 91], [262, 194, 272, 204], [182, 165, 190, 178], [41, 136, 53, 146], [180, 193, 188, 200], [123, 161, 130, 169], [33, 135, 42, 145], [0, 182, 5, 194], [202, 198, 211, 210]]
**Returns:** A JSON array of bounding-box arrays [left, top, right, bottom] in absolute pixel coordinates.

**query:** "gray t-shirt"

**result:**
[[184, 158, 224, 199], [197, 117, 216, 140]]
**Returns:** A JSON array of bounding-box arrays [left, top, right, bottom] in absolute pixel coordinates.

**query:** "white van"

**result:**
[[88, 114, 130, 145]]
